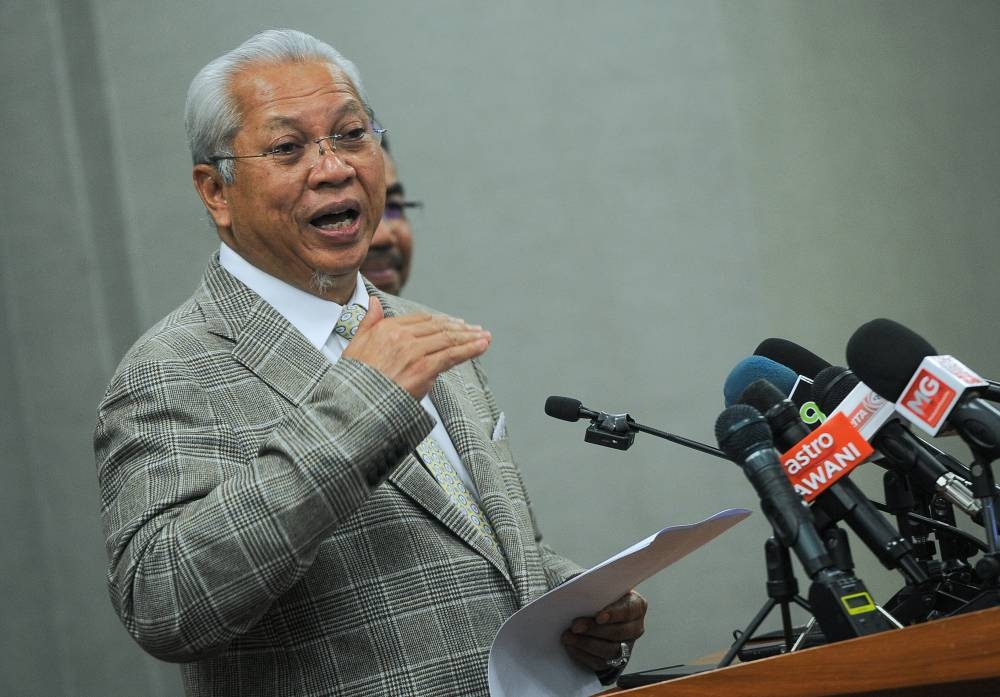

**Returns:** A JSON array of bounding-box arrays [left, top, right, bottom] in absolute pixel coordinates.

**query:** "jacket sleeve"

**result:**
[[95, 348, 433, 662]]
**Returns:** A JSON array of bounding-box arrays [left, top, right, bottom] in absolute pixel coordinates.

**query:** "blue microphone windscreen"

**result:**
[[724, 356, 798, 407]]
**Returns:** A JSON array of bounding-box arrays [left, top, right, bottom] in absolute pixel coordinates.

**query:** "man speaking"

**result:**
[[94, 29, 645, 696]]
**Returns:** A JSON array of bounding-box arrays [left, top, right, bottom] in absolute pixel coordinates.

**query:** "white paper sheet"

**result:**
[[487, 508, 752, 697]]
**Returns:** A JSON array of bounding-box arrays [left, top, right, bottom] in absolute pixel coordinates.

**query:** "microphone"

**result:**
[[544, 395, 728, 459], [846, 319, 1000, 460], [811, 366, 981, 522], [847, 319, 1000, 555], [724, 356, 798, 407], [738, 379, 927, 584], [745, 347, 826, 424], [750, 338, 982, 511], [544, 396, 599, 422], [744, 338, 987, 564], [715, 404, 833, 577], [755, 338, 830, 380], [984, 379, 1000, 404], [715, 404, 896, 640]]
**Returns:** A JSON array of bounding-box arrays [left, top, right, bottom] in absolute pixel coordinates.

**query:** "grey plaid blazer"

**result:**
[[95, 255, 581, 696]]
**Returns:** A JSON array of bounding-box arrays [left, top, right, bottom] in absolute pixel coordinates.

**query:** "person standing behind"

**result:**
[[360, 135, 419, 295]]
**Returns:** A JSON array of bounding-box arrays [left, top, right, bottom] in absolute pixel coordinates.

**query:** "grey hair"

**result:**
[[310, 270, 337, 294], [185, 29, 372, 184]]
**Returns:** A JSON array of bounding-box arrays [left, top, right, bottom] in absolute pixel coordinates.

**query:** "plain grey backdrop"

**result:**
[[3, 1, 999, 694]]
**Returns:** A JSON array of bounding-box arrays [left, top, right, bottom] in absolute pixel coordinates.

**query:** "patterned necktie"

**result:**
[[332, 303, 367, 341], [333, 304, 501, 552]]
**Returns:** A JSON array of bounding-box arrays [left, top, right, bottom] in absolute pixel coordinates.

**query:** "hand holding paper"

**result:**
[[488, 508, 751, 697], [562, 589, 647, 675]]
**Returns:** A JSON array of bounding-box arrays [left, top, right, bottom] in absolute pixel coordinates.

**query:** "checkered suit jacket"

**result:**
[[95, 255, 582, 696]]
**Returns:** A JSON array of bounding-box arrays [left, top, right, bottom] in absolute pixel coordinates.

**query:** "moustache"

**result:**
[[361, 247, 404, 271]]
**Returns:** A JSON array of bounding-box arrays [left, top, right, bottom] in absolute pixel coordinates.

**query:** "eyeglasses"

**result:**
[[383, 199, 423, 220], [209, 126, 387, 169]]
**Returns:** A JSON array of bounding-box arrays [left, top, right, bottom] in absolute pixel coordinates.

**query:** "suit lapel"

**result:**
[[387, 453, 512, 585], [201, 267, 520, 590], [234, 302, 334, 405], [366, 283, 524, 597], [427, 366, 533, 603], [367, 287, 516, 586], [199, 258, 330, 407]]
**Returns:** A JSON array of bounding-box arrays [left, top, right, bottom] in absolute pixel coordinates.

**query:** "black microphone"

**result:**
[[544, 396, 599, 422], [811, 365, 981, 522], [755, 338, 830, 380], [715, 404, 896, 640], [738, 380, 806, 447], [846, 319, 1000, 462], [715, 404, 833, 577], [751, 338, 982, 516], [750, 342, 827, 423], [984, 380, 1000, 404], [545, 395, 728, 459], [847, 319, 1000, 556], [738, 379, 927, 585]]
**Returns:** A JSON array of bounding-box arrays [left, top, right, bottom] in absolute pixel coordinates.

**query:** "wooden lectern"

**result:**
[[612, 606, 1000, 696]]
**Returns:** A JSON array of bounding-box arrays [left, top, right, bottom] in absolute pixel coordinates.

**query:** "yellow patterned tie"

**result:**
[[332, 303, 367, 341], [415, 436, 501, 552], [333, 304, 501, 552]]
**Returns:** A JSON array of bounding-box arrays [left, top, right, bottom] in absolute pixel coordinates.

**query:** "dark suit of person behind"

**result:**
[[95, 29, 646, 696]]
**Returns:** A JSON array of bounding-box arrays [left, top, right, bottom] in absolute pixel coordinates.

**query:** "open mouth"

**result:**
[[310, 208, 359, 231]]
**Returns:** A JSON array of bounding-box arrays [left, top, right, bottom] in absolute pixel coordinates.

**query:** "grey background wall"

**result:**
[[3, 1, 999, 694]]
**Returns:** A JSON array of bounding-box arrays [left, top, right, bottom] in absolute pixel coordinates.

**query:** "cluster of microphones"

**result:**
[[545, 318, 1000, 658]]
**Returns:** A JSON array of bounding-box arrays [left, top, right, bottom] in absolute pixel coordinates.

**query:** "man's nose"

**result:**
[[370, 217, 394, 247], [306, 145, 355, 185]]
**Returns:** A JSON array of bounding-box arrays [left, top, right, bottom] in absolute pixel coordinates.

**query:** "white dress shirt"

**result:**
[[219, 243, 482, 500]]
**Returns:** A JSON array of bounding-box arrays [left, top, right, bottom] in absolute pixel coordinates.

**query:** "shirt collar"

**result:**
[[218, 242, 369, 351]]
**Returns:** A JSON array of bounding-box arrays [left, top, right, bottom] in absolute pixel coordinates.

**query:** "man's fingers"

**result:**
[[562, 592, 646, 676], [417, 333, 490, 376], [563, 646, 605, 672], [404, 316, 484, 340], [343, 308, 491, 399], [561, 631, 628, 671], [595, 591, 647, 625], [417, 326, 491, 354], [356, 296, 384, 332], [572, 618, 644, 643], [358, 310, 483, 343], [367, 295, 384, 323], [562, 644, 612, 673], [562, 632, 622, 658]]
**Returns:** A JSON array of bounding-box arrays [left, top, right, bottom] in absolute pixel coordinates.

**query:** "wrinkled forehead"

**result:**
[[229, 59, 366, 126]]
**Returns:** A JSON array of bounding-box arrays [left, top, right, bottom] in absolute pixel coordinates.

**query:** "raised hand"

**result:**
[[343, 296, 492, 399]]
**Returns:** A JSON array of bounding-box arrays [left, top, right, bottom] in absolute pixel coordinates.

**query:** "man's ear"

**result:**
[[193, 164, 231, 230]]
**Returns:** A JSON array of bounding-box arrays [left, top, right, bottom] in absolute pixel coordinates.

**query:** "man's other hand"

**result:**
[[343, 296, 491, 399], [561, 590, 647, 674]]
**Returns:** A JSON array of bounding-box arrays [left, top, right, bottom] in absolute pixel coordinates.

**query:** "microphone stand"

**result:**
[[881, 469, 994, 620], [971, 452, 1000, 557], [581, 411, 729, 460], [953, 451, 1000, 614], [632, 421, 730, 460], [718, 538, 812, 667], [722, 520, 909, 668], [880, 470, 966, 625]]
